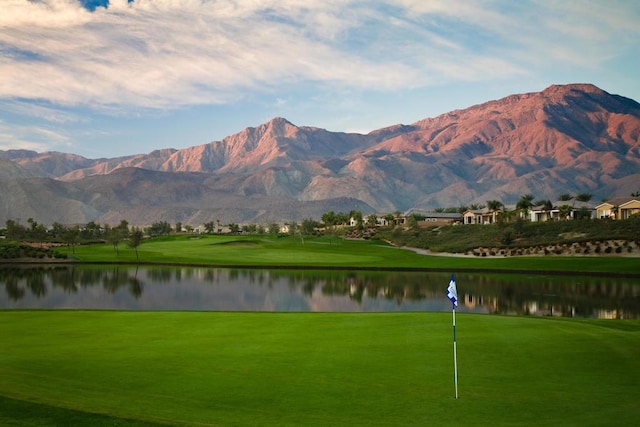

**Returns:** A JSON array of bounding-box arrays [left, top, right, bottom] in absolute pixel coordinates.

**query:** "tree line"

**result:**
[[3, 219, 144, 259]]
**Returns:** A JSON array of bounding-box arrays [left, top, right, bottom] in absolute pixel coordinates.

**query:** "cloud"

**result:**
[[0, 100, 83, 124], [0, 0, 638, 113], [0, 119, 71, 153]]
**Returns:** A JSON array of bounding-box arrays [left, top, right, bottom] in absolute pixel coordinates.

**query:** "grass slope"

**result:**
[[68, 235, 640, 275], [1, 311, 639, 426]]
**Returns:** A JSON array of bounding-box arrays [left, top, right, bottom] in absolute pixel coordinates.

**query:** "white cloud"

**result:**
[[0, 119, 70, 153], [0, 100, 82, 124], [0, 0, 638, 113], [0, 0, 91, 28]]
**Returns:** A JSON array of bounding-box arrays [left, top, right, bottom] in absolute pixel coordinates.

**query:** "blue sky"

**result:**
[[1, 0, 639, 159]]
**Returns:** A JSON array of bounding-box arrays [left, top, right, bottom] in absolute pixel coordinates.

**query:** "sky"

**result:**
[[1, 0, 639, 159]]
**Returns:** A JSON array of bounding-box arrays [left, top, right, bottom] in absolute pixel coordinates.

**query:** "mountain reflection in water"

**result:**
[[1, 266, 639, 318]]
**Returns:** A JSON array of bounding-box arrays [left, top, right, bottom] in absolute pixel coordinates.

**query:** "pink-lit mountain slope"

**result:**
[[1, 83, 639, 225]]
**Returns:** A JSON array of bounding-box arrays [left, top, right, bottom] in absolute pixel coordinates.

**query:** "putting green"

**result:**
[[1, 311, 639, 426]]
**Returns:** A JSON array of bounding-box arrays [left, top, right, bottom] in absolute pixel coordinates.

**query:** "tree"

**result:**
[[62, 226, 80, 255], [146, 221, 172, 237], [349, 210, 363, 229], [558, 193, 573, 202], [322, 211, 337, 229], [497, 208, 517, 224], [175, 222, 182, 234], [486, 200, 504, 212], [105, 225, 123, 255], [336, 212, 349, 226], [538, 199, 553, 211], [228, 223, 240, 234], [204, 221, 215, 234], [516, 194, 535, 219], [366, 214, 378, 228], [300, 218, 318, 236], [27, 218, 46, 244], [51, 222, 66, 239], [268, 223, 280, 235], [287, 221, 299, 237], [576, 192, 593, 203], [558, 204, 573, 221], [611, 205, 619, 220], [405, 215, 418, 229], [116, 220, 130, 238], [485, 200, 504, 223], [81, 221, 102, 240], [128, 227, 144, 263], [4, 219, 26, 240]]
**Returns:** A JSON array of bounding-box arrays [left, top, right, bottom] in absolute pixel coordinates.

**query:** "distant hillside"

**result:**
[[1, 83, 639, 225]]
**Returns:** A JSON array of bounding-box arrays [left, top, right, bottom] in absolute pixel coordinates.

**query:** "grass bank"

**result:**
[[63, 235, 640, 275], [1, 311, 639, 426]]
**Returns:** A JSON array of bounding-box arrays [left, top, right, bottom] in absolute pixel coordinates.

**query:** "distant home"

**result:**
[[398, 209, 461, 227], [595, 197, 640, 220], [415, 213, 462, 227], [463, 209, 501, 225], [528, 200, 596, 222], [350, 214, 389, 227]]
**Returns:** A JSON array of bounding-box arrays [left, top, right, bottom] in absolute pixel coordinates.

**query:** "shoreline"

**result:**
[[2, 257, 640, 278]]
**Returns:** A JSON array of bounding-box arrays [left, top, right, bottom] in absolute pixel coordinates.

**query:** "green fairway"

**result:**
[[67, 234, 640, 275], [1, 311, 639, 426]]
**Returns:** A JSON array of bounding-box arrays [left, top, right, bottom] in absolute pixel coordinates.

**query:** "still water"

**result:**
[[1, 265, 639, 318]]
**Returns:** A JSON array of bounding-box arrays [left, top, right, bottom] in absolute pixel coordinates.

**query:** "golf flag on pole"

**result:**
[[447, 275, 458, 307], [447, 274, 459, 399]]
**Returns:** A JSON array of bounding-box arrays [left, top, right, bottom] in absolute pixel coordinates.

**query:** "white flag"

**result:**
[[447, 275, 458, 307]]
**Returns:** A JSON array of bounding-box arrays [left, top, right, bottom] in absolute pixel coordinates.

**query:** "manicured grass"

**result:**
[[64, 234, 640, 275], [1, 311, 639, 426]]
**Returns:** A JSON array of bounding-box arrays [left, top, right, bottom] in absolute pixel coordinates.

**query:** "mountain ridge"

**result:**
[[1, 83, 639, 225]]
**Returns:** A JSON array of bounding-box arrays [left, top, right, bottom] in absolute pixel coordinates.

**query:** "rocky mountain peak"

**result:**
[[1, 83, 639, 225]]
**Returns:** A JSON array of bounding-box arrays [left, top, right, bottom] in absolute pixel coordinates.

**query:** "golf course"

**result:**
[[2, 235, 639, 425]]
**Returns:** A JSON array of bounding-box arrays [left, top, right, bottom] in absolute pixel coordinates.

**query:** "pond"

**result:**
[[1, 265, 639, 318]]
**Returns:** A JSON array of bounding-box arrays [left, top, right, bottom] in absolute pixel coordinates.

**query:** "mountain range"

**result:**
[[1, 83, 639, 226]]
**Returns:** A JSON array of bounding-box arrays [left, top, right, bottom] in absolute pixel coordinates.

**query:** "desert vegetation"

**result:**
[[377, 214, 640, 255]]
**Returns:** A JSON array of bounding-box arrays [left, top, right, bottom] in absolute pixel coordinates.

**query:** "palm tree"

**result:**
[[486, 200, 504, 223], [558, 193, 573, 202], [486, 200, 504, 212], [558, 204, 573, 221], [516, 194, 535, 219], [384, 213, 395, 227], [576, 192, 593, 203]]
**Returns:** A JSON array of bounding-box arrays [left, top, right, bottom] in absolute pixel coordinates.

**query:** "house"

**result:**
[[416, 213, 462, 226], [403, 209, 462, 226], [529, 200, 595, 222], [595, 197, 640, 220], [351, 213, 390, 227], [463, 209, 501, 225]]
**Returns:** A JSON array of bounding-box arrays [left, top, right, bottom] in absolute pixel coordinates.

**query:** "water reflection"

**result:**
[[1, 266, 639, 318]]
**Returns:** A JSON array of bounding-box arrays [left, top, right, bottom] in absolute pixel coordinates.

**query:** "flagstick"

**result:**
[[452, 305, 459, 399]]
